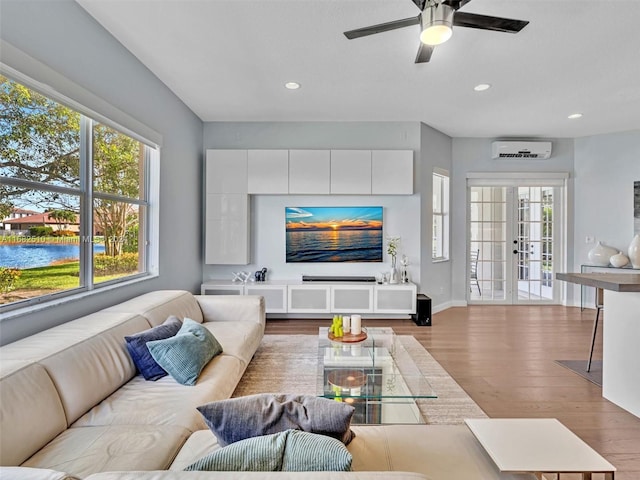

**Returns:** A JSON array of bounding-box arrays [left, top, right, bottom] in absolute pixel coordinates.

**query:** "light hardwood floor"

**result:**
[[265, 305, 640, 480]]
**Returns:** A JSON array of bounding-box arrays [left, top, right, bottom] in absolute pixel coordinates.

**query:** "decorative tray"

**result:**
[[328, 331, 368, 343]]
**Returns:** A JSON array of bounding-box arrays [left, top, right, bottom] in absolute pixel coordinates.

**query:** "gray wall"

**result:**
[[0, 0, 203, 344], [572, 130, 640, 306], [418, 123, 453, 311], [202, 122, 429, 291]]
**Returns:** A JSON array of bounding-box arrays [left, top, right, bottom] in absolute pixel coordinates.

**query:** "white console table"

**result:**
[[201, 280, 417, 316]]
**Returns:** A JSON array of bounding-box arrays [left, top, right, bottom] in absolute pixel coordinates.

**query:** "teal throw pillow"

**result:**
[[184, 429, 352, 472], [147, 318, 222, 385]]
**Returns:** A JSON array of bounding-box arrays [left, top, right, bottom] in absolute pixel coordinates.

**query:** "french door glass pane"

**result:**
[[517, 187, 553, 300], [469, 186, 506, 301]]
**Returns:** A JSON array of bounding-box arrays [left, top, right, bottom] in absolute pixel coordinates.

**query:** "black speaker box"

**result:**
[[412, 294, 432, 326]]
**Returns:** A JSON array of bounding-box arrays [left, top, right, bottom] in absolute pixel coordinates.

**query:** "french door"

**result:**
[[467, 176, 565, 305]]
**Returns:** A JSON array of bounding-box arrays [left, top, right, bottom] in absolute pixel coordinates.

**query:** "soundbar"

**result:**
[[302, 275, 376, 282]]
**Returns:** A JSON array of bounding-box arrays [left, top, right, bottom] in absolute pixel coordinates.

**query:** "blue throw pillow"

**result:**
[[147, 318, 223, 386], [124, 316, 182, 380], [184, 429, 352, 472], [197, 394, 355, 446]]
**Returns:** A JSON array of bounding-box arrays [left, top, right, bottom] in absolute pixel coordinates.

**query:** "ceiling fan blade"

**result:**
[[344, 15, 420, 39], [411, 0, 428, 10], [453, 11, 529, 33], [415, 43, 434, 63], [442, 0, 474, 10]]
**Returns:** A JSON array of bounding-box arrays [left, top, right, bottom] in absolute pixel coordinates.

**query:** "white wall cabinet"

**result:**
[[371, 150, 413, 194], [204, 195, 249, 264], [204, 148, 413, 265], [201, 281, 287, 313], [201, 282, 244, 296], [374, 283, 417, 313], [202, 281, 416, 315], [288, 284, 332, 313], [248, 150, 289, 194], [288, 150, 331, 194], [331, 284, 374, 313], [206, 149, 247, 194], [245, 283, 288, 313], [330, 150, 372, 194], [205, 150, 250, 265]]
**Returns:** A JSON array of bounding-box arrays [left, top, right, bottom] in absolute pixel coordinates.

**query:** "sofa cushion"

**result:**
[[85, 471, 430, 480], [348, 425, 536, 480], [195, 295, 265, 328], [125, 316, 182, 380], [72, 353, 245, 431], [201, 321, 264, 366], [21, 425, 190, 479], [0, 312, 150, 368], [39, 315, 150, 425], [105, 290, 204, 326], [197, 394, 355, 447], [184, 430, 352, 472], [147, 319, 223, 386], [0, 467, 81, 480], [0, 364, 67, 466]]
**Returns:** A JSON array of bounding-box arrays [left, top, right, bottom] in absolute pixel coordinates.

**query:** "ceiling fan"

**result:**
[[343, 0, 529, 63]]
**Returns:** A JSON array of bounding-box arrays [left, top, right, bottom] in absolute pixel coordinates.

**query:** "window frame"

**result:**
[[432, 168, 450, 262], [0, 68, 159, 315]]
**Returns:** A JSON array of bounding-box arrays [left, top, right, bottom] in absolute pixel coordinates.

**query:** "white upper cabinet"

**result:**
[[288, 150, 331, 194], [371, 150, 414, 194], [247, 150, 289, 194], [205, 150, 250, 265], [204, 194, 249, 264], [206, 150, 248, 193], [330, 150, 372, 194]]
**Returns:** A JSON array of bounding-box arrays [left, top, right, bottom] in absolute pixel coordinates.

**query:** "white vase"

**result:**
[[610, 251, 629, 268], [587, 241, 618, 266], [628, 234, 640, 269]]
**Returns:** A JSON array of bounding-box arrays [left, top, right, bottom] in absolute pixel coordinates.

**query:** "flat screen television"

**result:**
[[285, 206, 383, 263]]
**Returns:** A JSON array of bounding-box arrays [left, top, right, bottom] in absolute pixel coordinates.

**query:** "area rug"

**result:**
[[232, 334, 487, 424], [555, 359, 603, 387]]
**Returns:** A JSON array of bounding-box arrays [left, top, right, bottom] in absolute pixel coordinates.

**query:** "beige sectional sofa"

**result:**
[[0, 291, 265, 478], [0, 290, 533, 480]]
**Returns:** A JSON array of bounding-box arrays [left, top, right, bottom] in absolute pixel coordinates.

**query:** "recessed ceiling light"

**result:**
[[568, 113, 583, 119], [473, 83, 491, 92], [284, 82, 301, 90]]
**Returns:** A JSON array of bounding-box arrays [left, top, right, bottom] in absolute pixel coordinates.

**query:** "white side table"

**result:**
[[465, 418, 615, 479]]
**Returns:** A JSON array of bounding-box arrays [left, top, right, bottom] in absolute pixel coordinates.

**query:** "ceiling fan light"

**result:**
[[420, 4, 454, 45]]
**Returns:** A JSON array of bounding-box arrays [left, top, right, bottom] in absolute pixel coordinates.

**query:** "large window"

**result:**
[[432, 169, 450, 261], [0, 74, 158, 311]]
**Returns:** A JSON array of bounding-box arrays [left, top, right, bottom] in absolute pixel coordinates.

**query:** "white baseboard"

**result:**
[[432, 300, 466, 314]]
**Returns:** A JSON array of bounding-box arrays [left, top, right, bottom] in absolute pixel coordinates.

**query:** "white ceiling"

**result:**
[[76, 0, 640, 138]]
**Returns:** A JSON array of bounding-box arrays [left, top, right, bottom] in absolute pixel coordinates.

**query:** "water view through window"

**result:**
[[1, 74, 152, 308]]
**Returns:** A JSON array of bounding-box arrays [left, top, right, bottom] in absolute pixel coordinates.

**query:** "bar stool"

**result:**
[[587, 288, 604, 372]]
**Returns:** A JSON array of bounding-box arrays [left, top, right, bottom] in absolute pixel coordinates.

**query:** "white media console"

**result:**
[[200, 280, 417, 317]]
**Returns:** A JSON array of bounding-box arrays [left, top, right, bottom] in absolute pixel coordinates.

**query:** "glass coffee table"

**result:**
[[317, 327, 436, 425]]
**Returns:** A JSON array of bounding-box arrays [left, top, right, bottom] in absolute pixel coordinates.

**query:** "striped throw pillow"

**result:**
[[184, 429, 352, 472]]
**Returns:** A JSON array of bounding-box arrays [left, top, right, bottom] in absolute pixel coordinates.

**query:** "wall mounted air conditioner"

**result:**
[[491, 141, 552, 159]]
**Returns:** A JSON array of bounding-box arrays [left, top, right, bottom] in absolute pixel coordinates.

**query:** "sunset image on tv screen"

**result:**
[[285, 206, 383, 263]]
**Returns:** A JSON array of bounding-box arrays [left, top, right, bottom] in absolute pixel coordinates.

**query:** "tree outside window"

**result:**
[[0, 74, 153, 307]]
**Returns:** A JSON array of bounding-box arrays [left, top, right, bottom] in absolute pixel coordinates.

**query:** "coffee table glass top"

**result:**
[[317, 327, 436, 425]]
